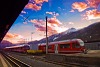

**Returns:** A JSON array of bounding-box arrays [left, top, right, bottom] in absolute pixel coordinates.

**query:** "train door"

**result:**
[[55, 44, 58, 54]]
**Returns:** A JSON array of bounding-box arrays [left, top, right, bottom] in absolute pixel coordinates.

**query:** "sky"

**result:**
[[3, 0, 100, 44]]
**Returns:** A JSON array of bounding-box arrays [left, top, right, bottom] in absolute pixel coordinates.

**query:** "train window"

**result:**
[[48, 45, 52, 49], [72, 42, 80, 48], [60, 44, 70, 48]]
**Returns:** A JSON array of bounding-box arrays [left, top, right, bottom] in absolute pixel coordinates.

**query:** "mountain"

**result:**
[[28, 40, 39, 45], [55, 22, 100, 42], [29, 22, 100, 45], [0, 40, 14, 49]]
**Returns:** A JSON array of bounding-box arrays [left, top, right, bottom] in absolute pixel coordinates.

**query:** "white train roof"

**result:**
[[5, 44, 29, 49], [39, 39, 84, 46]]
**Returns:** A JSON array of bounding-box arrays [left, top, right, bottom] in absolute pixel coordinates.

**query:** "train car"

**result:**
[[38, 39, 86, 54], [4, 45, 30, 53]]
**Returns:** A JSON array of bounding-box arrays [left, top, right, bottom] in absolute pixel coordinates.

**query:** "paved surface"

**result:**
[[0, 53, 8, 67], [0, 59, 3, 67]]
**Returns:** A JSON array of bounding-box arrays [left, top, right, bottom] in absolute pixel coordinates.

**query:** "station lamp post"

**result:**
[[31, 32, 33, 41]]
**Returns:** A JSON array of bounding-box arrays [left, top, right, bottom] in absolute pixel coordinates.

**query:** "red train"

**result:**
[[4, 45, 30, 53], [3, 39, 86, 54], [38, 39, 86, 54]]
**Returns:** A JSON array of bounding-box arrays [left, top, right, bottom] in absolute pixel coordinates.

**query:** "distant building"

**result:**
[[85, 42, 100, 50], [29, 43, 38, 50]]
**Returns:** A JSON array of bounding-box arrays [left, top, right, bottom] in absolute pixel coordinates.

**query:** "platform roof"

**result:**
[[0, 0, 29, 42]]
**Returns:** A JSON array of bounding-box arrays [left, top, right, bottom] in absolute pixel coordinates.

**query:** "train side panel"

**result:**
[[38, 39, 86, 54]]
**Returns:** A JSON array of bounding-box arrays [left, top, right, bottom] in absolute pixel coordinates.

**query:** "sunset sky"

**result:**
[[3, 0, 100, 44]]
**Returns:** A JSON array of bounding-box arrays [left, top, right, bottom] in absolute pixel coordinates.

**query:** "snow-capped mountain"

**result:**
[[28, 22, 100, 44], [62, 28, 77, 35]]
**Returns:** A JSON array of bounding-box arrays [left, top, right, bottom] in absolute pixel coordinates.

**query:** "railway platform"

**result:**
[[0, 53, 8, 67]]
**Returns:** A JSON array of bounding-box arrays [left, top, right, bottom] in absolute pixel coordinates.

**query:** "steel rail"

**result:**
[[1, 52, 32, 67], [33, 57, 89, 67]]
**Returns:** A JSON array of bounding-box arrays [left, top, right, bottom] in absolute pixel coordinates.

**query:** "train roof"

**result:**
[[39, 39, 84, 46], [5, 44, 30, 49], [38, 40, 70, 46]]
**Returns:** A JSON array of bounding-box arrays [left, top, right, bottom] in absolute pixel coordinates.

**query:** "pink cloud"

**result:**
[[5, 33, 15, 38], [46, 12, 53, 15], [21, 11, 26, 14], [25, 3, 41, 10], [30, 19, 45, 26], [4, 33, 23, 39], [25, 0, 48, 10], [48, 17, 61, 26], [68, 22, 74, 25], [46, 12, 59, 17], [47, 26, 58, 36], [72, 2, 89, 12], [3, 33, 24, 44], [83, 9, 100, 20], [34, 0, 48, 4], [23, 22, 28, 24], [33, 22, 58, 36], [30, 19, 46, 32], [86, 0, 100, 8], [36, 25, 46, 31], [70, 9, 75, 12], [30, 17, 67, 36]]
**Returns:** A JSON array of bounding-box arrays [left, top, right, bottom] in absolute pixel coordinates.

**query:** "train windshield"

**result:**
[[78, 40, 84, 46]]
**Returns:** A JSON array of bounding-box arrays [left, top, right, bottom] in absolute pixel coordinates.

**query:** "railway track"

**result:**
[[33, 56, 89, 67], [1, 51, 97, 67], [1, 52, 32, 67]]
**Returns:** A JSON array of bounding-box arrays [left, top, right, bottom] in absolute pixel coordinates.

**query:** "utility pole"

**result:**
[[46, 16, 48, 54]]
